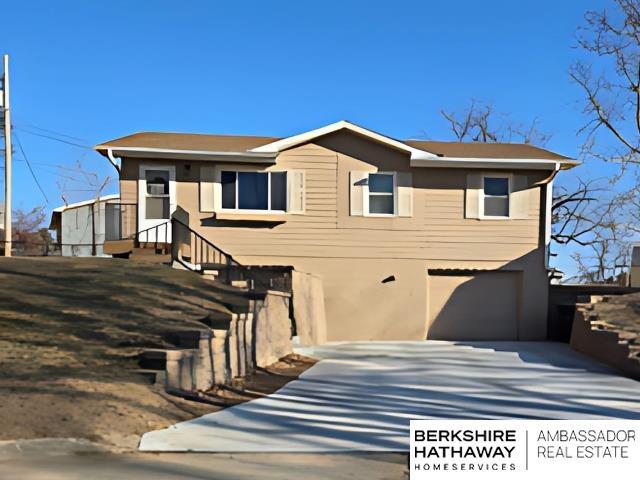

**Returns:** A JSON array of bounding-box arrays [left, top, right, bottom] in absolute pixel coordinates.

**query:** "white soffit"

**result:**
[[105, 146, 276, 163]]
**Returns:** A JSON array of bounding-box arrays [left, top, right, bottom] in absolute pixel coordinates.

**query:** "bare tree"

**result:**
[[566, 0, 640, 282], [437, 101, 623, 282], [571, 0, 640, 165], [12, 206, 53, 255], [56, 159, 113, 256], [569, 217, 632, 283], [440, 99, 552, 145]]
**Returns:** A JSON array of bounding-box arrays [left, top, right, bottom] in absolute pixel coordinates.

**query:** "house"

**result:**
[[95, 120, 577, 341], [49, 194, 121, 256]]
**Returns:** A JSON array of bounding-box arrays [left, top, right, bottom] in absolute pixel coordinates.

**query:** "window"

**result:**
[[221, 171, 288, 212], [483, 176, 509, 218], [145, 170, 170, 219], [367, 173, 395, 215]]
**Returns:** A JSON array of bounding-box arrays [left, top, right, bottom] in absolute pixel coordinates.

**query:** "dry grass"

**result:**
[[0, 257, 314, 450]]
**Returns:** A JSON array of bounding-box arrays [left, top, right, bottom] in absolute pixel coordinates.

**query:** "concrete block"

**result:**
[[179, 352, 194, 391], [236, 315, 247, 378], [254, 292, 293, 368], [291, 270, 327, 346], [244, 313, 255, 374], [194, 331, 213, 391], [165, 350, 183, 392], [227, 318, 239, 378], [212, 329, 229, 385]]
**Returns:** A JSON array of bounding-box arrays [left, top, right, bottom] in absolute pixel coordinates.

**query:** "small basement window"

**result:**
[[221, 171, 287, 212], [483, 176, 509, 218], [367, 173, 395, 215]]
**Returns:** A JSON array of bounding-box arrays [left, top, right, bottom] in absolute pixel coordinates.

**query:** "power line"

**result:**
[[12, 131, 49, 203], [12, 120, 88, 143], [14, 126, 92, 150]]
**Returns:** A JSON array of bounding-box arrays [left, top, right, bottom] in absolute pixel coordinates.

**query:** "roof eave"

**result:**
[[410, 157, 579, 170], [95, 146, 278, 163]]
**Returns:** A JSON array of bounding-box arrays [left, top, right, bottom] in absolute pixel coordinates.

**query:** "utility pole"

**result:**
[[1, 54, 11, 257]]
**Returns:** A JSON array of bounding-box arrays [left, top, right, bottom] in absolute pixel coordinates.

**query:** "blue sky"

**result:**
[[0, 0, 615, 272]]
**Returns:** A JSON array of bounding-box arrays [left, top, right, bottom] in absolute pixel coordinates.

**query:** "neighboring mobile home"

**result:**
[[49, 194, 120, 256], [95, 121, 577, 341]]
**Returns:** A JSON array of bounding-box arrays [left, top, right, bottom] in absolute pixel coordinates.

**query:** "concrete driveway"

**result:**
[[139, 341, 640, 453]]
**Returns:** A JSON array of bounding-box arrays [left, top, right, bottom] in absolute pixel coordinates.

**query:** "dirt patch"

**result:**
[[0, 257, 316, 450], [203, 354, 318, 406], [591, 293, 640, 340]]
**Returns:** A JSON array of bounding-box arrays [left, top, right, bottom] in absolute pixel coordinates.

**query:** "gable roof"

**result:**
[[95, 120, 577, 169], [249, 120, 437, 161]]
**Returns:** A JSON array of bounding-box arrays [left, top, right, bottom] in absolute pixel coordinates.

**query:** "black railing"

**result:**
[[105, 200, 171, 251], [243, 265, 293, 292], [171, 216, 292, 292], [171, 217, 241, 283], [103, 203, 292, 292], [135, 221, 171, 252]]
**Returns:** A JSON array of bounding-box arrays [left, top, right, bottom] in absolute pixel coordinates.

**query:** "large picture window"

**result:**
[[483, 176, 509, 218], [221, 171, 288, 212]]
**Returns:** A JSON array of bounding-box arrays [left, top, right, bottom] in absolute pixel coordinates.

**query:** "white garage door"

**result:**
[[427, 271, 521, 340]]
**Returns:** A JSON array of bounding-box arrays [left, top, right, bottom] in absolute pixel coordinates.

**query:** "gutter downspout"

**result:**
[[106, 148, 121, 175], [533, 162, 561, 186], [534, 162, 561, 274]]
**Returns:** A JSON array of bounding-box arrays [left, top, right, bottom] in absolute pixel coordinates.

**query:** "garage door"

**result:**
[[427, 271, 520, 340]]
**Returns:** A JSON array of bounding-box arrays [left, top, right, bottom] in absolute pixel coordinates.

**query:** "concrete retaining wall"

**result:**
[[548, 284, 640, 342], [165, 291, 295, 393], [162, 267, 326, 394], [570, 304, 640, 381]]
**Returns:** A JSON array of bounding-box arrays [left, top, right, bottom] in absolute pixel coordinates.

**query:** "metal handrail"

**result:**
[[171, 217, 241, 267], [141, 215, 293, 292]]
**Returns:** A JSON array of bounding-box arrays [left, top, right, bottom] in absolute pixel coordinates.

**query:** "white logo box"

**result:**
[[410, 419, 640, 479]]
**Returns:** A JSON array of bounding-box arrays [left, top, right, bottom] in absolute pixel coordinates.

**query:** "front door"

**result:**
[[138, 165, 175, 243]]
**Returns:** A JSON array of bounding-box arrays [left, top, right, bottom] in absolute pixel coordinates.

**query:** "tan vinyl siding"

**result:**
[[117, 131, 551, 341], [120, 140, 544, 264], [174, 146, 543, 264]]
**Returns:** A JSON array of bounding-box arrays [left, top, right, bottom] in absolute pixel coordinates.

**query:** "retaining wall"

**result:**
[[570, 299, 640, 381], [165, 291, 294, 393]]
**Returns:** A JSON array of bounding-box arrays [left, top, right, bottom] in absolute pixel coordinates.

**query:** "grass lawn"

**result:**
[[0, 256, 312, 450]]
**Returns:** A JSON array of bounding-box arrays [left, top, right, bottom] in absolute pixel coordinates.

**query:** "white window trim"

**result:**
[[363, 171, 397, 217], [219, 169, 288, 214], [138, 165, 176, 221], [479, 173, 512, 220]]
